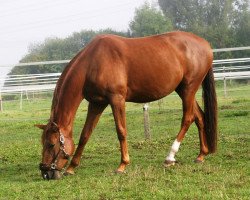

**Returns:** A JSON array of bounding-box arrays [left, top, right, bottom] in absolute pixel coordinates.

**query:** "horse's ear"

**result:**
[[35, 124, 46, 130], [51, 122, 60, 133]]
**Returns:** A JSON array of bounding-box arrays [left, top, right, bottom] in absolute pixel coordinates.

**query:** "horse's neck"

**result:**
[[51, 64, 85, 136], [52, 98, 82, 136]]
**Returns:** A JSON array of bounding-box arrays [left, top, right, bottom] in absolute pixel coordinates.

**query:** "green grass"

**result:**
[[0, 84, 249, 200]]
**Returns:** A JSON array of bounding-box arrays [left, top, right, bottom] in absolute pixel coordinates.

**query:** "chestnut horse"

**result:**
[[36, 31, 217, 180]]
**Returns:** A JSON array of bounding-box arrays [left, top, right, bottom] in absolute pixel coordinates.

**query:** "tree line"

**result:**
[[9, 0, 250, 75]]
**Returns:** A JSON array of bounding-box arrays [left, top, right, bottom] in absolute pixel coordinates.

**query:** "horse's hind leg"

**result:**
[[110, 95, 130, 173], [66, 102, 107, 175], [164, 88, 196, 167], [194, 101, 209, 162]]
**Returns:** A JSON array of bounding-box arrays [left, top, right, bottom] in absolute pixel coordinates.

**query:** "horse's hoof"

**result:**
[[114, 169, 126, 174], [163, 160, 176, 167], [194, 159, 204, 164], [64, 171, 75, 176]]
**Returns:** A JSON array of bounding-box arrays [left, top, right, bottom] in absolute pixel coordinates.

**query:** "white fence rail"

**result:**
[[0, 58, 250, 94], [0, 73, 59, 93], [215, 71, 250, 80]]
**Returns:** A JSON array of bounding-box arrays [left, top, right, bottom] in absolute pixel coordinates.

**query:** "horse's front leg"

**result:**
[[66, 102, 107, 175], [110, 95, 130, 173]]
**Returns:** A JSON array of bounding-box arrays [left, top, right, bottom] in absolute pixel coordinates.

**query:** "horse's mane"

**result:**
[[50, 51, 83, 122]]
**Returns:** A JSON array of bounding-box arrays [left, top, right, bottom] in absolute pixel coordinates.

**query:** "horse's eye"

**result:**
[[48, 143, 55, 148]]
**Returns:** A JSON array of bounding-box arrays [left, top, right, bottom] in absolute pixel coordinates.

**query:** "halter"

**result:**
[[39, 130, 70, 172]]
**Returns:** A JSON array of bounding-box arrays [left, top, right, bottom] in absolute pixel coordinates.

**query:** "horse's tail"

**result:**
[[202, 68, 218, 153]]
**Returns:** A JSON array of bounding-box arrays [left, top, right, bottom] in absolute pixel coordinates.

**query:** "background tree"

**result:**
[[129, 2, 172, 37], [234, 2, 250, 46], [158, 0, 249, 48]]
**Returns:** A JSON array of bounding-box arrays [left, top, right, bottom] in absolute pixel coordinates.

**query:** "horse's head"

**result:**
[[35, 122, 74, 180]]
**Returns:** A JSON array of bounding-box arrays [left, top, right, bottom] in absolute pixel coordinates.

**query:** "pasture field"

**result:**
[[0, 83, 249, 200]]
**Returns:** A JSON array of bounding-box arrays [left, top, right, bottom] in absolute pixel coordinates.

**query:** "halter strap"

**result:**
[[50, 131, 70, 170], [40, 128, 70, 172]]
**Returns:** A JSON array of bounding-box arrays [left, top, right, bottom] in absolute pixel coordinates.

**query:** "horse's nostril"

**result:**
[[41, 170, 62, 180], [42, 172, 50, 180]]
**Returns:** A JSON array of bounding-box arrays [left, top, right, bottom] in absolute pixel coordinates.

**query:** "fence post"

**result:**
[[143, 103, 151, 140], [223, 66, 227, 98], [20, 91, 23, 110], [26, 90, 29, 100]]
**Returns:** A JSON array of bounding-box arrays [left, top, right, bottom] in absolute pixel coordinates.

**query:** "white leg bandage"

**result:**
[[166, 139, 181, 162]]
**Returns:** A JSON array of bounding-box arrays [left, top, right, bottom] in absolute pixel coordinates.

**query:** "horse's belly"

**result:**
[[126, 77, 181, 103], [126, 91, 174, 103]]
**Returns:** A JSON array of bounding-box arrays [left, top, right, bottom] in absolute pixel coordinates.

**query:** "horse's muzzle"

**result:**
[[39, 163, 62, 180], [41, 169, 62, 180]]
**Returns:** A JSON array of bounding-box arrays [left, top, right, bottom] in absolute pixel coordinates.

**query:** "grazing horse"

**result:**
[[36, 31, 217, 180]]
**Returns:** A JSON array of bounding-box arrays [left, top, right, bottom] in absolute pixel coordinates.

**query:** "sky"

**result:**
[[0, 0, 147, 76]]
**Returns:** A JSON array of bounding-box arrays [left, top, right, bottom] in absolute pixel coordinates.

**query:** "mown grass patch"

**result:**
[[224, 110, 249, 117], [0, 84, 249, 199]]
